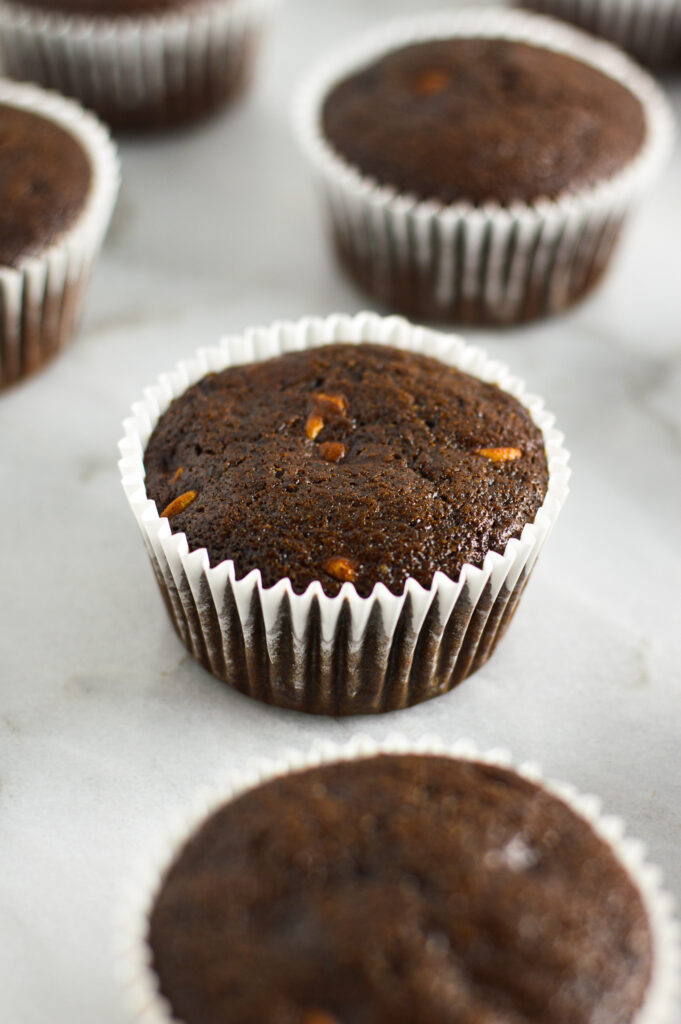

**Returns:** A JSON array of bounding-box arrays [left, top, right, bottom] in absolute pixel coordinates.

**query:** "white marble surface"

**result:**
[[1, 2, 680, 1020]]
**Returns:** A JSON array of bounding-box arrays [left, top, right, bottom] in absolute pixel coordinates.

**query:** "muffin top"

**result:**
[[13, 0, 208, 15], [149, 753, 653, 1024], [0, 104, 92, 268], [321, 38, 647, 206], [143, 343, 549, 597]]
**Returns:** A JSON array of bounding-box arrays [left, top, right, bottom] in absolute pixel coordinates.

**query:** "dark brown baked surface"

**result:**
[[12, 0, 207, 14], [143, 343, 549, 597], [321, 39, 646, 206], [149, 754, 653, 1024], [0, 104, 91, 268]]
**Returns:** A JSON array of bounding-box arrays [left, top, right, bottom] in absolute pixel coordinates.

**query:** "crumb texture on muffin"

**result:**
[[322, 39, 646, 206], [143, 343, 549, 597], [0, 104, 91, 267], [149, 754, 653, 1024]]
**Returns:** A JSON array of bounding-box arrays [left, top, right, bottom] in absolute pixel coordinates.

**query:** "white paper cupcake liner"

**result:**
[[114, 734, 681, 1024], [0, 78, 119, 389], [520, 0, 681, 67], [118, 312, 570, 715], [0, 0, 276, 129], [294, 8, 674, 326]]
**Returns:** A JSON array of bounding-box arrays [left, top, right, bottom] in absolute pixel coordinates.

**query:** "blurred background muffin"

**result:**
[[118, 739, 680, 1024], [518, 0, 681, 68], [296, 8, 673, 325], [0, 0, 277, 129], [0, 79, 118, 388]]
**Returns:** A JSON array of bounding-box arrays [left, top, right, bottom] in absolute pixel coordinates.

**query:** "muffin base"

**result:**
[[332, 218, 621, 326], [153, 558, 531, 715], [92, 47, 256, 132], [120, 312, 570, 716], [0, 270, 86, 389], [0, 0, 273, 131]]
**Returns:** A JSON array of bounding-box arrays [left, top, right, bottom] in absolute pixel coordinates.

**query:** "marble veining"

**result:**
[[0, 1, 679, 1021]]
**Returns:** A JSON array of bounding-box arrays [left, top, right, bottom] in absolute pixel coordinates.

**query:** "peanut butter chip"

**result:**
[[160, 490, 197, 519], [323, 556, 357, 583], [476, 447, 522, 463], [415, 68, 451, 96], [305, 412, 324, 440], [316, 391, 348, 414], [319, 441, 347, 463]]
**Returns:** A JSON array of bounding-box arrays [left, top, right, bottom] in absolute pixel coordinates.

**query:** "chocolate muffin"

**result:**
[[321, 39, 646, 207], [122, 314, 569, 712], [147, 753, 654, 1024], [143, 343, 549, 599], [0, 103, 91, 268], [0, 82, 118, 389], [0, 0, 273, 129], [297, 12, 672, 324]]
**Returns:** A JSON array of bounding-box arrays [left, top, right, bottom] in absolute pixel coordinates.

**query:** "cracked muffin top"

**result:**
[[148, 753, 653, 1024], [0, 103, 91, 268], [321, 38, 647, 206], [143, 342, 549, 597]]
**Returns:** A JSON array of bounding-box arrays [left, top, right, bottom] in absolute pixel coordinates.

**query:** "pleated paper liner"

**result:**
[[119, 312, 570, 715], [0, 0, 277, 130]]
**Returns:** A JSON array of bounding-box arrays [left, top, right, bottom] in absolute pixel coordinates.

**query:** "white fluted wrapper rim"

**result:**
[[114, 735, 680, 1024], [119, 311, 569, 605]]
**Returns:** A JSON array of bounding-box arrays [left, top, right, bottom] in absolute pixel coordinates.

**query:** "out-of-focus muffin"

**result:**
[[0, 0, 276, 129], [0, 80, 118, 388], [296, 9, 673, 324]]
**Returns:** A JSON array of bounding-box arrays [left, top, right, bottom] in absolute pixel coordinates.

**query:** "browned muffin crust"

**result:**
[[321, 38, 646, 206], [0, 104, 91, 267], [143, 343, 549, 597], [149, 754, 653, 1024]]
